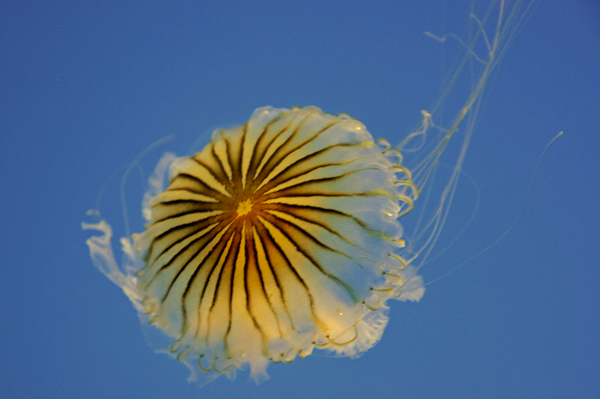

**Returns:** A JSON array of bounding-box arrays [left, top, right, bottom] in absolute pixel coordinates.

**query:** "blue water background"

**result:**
[[1, 1, 599, 398]]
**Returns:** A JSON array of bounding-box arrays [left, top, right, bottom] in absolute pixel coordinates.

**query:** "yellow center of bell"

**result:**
[[236, 199, 253, 216]]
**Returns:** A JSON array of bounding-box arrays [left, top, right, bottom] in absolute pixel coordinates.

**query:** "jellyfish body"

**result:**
[[83, 0, 535, 384], [83, 106, 424, 381]]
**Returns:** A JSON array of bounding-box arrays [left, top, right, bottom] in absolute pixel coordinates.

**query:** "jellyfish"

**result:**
[[83, 0, 534, 384]]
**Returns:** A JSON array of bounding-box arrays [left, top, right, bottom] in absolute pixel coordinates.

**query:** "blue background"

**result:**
[[1, 1, 599, 398]]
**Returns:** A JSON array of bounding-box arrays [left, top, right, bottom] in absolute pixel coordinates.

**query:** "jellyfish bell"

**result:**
[[82, 0, 535, 385], [84, 105, 424, 382]]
